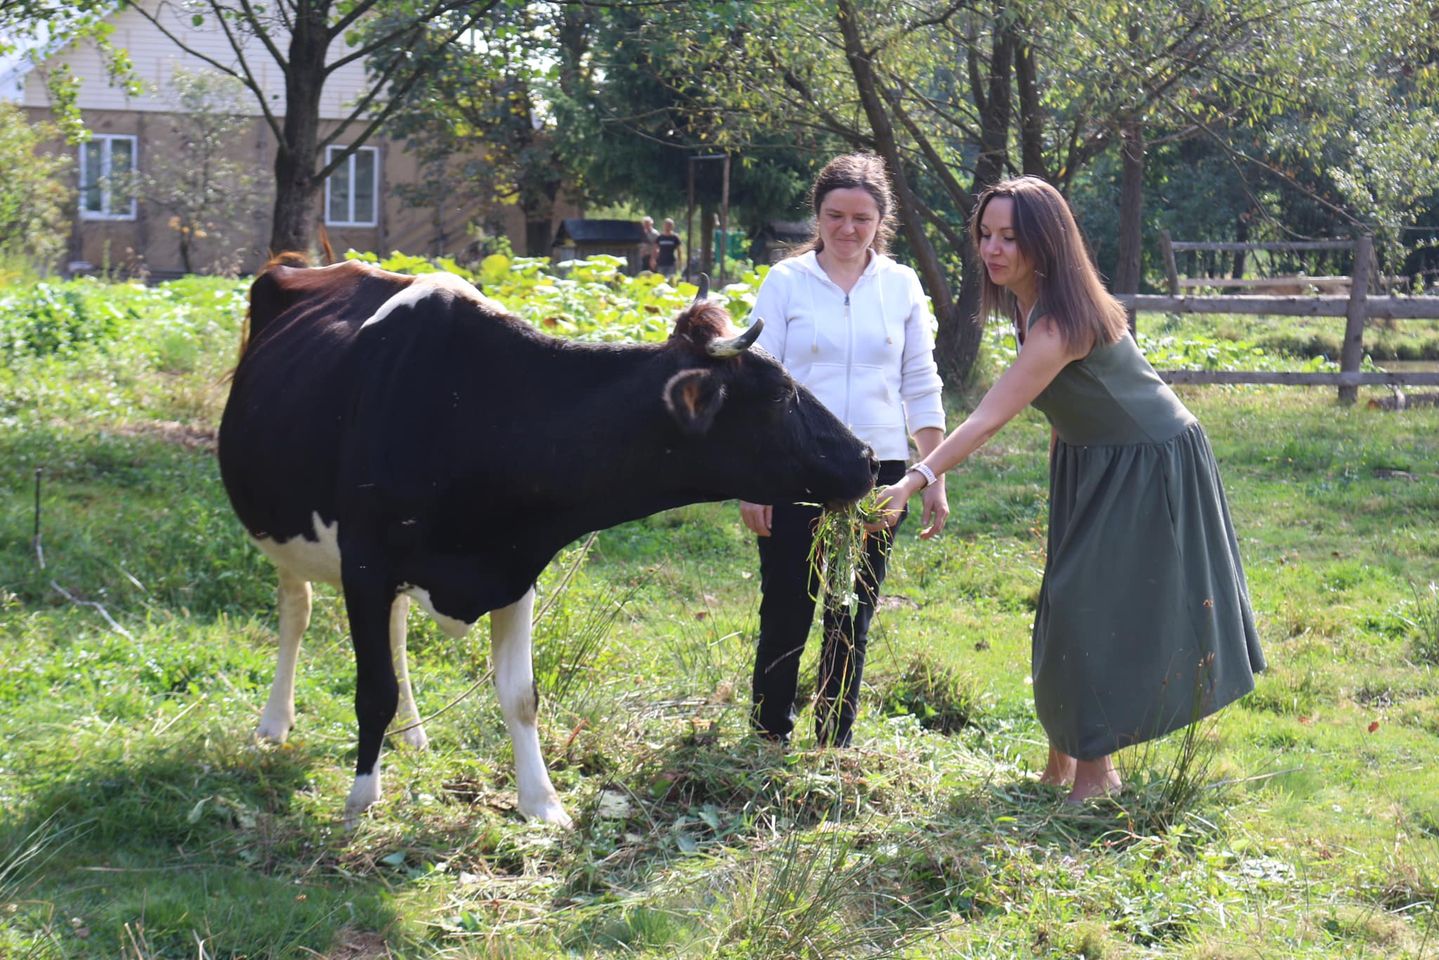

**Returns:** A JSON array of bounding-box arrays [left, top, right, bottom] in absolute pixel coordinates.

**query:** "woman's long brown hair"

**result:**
[[971, 176, 1128, 351]]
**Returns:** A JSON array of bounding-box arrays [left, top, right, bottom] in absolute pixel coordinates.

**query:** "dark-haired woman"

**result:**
[[872, 176, 1264, 801], [741, 153, 948, 747]]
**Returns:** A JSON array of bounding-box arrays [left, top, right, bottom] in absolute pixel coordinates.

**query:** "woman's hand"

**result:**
[[918, 478, 949, 539], [739, 501, 773, 537], [867, 475, 920, 532]]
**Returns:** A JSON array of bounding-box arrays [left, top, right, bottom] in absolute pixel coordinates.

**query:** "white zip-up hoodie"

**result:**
[[750, 250, 945, 461]]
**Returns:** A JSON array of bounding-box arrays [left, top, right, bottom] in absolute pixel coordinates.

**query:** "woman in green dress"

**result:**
[[872, 176, 1264, 802]]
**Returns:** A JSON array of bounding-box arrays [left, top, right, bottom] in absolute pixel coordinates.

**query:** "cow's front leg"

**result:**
[[491, 587, 570, 826], [389, 594, 429, 750], [256, 570, 311, 742], [342, 564, 400, 824]]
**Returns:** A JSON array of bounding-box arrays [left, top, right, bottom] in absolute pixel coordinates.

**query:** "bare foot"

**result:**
[[1038, 745, 1076, 787], [1065, 757, 1121, 803]]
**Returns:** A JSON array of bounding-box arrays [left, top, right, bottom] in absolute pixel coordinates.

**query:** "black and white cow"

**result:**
[[218, 259, 876, 825]]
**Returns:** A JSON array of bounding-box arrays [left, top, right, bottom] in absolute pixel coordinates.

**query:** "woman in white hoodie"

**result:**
[[741, 153, 948, 747]]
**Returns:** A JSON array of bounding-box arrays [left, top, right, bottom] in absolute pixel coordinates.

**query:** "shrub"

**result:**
[[0, 282, 123, 358], [0, 103, 73, 275]]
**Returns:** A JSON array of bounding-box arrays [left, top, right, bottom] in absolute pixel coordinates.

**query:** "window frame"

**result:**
[[78, 134, 138, 222], [323, 145, 380, 228]]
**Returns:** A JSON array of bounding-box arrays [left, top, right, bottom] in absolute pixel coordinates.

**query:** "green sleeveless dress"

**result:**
[[1023, 317, 1265, 760]]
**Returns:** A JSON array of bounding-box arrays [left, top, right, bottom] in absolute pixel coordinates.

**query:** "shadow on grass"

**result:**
[[0, 738, 401, 957]]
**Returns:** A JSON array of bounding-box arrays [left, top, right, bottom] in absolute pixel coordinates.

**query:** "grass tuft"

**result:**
[[873, 653, 982, 734], [1404, 580, 1439, 664]]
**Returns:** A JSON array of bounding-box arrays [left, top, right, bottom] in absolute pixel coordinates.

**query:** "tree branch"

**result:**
[[130, 1, 284, 140]]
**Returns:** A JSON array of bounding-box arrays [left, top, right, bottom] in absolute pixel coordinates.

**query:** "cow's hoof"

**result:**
[[518, 793, 573, 828], [343, 772, 382, 827], [394, 724, 430, 751], [254, 718, 292, 744]]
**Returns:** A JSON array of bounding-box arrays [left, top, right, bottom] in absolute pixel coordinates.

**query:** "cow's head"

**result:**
[[660, 282, 876, 508]]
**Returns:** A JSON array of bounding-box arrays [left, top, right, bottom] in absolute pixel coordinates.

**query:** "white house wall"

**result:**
[[19, 0, 370, 119]]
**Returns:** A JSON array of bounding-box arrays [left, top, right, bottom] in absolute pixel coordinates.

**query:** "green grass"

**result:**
[[1, 277, 1438, 957]]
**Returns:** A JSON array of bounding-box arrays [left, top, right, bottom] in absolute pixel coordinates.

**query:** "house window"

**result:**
[[79, 134, 137, 220], [325, 145, 379, 227]]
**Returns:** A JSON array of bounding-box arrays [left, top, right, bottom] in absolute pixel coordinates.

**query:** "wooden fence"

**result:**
[[1118, 234, 1439, 404]]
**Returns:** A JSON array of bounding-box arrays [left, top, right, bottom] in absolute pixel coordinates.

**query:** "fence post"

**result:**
[[1338, 234, 1373, 405], [1159, 229, 1180, 296]]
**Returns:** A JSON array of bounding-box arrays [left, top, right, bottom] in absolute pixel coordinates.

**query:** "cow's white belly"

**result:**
[[253, 511, 342, 585], [252, 512, 477, 637], [403, 586, 476, 638]]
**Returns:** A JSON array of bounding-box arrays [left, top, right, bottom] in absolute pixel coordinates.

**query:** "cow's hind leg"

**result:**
[[256, 569, 311, 742], [342, 570, 400, 823], [491, 588, 570, 826], [389, 594, 429, 749]]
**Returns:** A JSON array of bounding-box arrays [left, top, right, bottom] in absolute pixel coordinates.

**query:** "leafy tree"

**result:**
[[667, 0, 1439, 382], [130, 0, 508, 254], [1, 1, 139, 143], [383, 3, 576, 257], [0, 101, 73, 274], [546, 1, 831, 267], [137, 69, 265, 274]]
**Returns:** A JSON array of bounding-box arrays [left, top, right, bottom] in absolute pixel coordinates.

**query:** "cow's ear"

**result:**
[[663, 368, 726, 435]]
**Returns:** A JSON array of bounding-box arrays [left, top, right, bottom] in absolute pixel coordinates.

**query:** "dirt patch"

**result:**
[[111, 420, 217, 452], [322, 929, 392, 959]]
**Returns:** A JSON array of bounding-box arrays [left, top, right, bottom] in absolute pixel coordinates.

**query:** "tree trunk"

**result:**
[[700, 200, 715, 276], [1232, 215, 1249, 279], [1114, 118, 1145, 296], [1015, 37, 1046, 179], [972, 19, 1014, 190], [268, 7, 329, 254], [940, 13, 1017, 384], [835, 0, 978, 385], [937, 251, 985, 387], [271, 147, 319, 255], [178, 221, 194, 275], [525, 218, 551, 258]]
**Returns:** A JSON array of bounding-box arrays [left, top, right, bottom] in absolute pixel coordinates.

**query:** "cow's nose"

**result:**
[[864, 447, 880, 479]]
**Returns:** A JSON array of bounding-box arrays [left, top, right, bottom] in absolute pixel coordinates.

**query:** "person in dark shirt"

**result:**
[[655, 218, 682, 277]]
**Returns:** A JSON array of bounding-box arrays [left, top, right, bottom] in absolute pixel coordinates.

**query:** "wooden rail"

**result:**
[[1132, 234, 1439, 404], [1118, 294, 1439, 319], [1158, 371, 1439, 386]]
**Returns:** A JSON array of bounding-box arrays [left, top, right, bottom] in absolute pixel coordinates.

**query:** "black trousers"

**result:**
[[751, 460, 908, 746]]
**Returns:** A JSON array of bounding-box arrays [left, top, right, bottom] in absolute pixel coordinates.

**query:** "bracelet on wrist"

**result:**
[[907, 461, 938, 489]]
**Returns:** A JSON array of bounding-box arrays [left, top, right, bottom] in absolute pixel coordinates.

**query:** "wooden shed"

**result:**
[[750, 220, 812, 264], [551, 219, 649, 274]]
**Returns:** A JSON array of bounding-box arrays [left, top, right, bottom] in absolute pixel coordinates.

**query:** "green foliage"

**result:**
[[0, 103, 74, 275], [346, 248, 767, 342], [0, 283, 119, 359]]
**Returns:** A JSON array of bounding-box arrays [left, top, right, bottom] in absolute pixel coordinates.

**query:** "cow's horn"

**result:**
[[693, 273, 710, 303], [707, 317, 764, 358]]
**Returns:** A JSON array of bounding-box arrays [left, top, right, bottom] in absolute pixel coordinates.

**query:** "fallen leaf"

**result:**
[[1368, 720, 1380, 733], [1298, 715, 1313, 725]]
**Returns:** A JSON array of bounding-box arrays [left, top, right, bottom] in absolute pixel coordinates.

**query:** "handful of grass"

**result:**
[[807, 490, 887, 617]]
